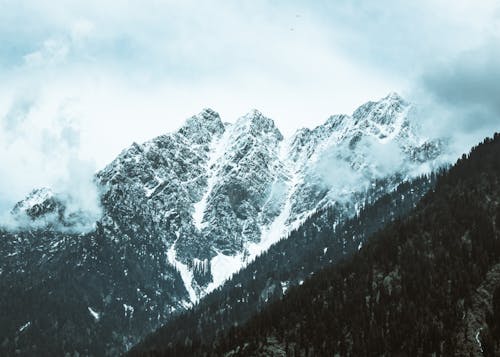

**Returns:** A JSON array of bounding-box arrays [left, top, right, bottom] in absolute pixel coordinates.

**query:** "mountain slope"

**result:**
[[95, 93, 446, 302], [156, 133, 500, 356], [0, 222, 187, 356], [128, 173, 437, 356], [0, 93, 449, 355]]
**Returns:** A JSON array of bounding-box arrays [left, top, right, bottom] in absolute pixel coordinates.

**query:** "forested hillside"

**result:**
[[136, 134, 500, 356], [129, 172, 437, 355]]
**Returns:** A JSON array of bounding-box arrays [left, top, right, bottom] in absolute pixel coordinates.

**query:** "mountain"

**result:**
[[128, 173, 437, 356], [0, 93, 448, 355], [96, 92, 445, 302], [150, 133, 500, 356], [1, 204, 187, 356]]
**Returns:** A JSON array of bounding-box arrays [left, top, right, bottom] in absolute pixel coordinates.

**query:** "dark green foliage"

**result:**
[[494, 287, 500, 330], [485, 285, 500, 353], [0, 227, 186, 356], [134, 133, 500, 356], [129, 174, 437, 355]]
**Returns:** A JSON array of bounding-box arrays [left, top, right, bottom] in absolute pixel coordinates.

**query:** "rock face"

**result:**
[[10, 187, 100, 231], [0, 93, 448, 355], [94, 93, 445, 303]]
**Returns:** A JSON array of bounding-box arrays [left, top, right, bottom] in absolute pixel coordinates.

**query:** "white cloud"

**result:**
[[0, 0, 498, 218]]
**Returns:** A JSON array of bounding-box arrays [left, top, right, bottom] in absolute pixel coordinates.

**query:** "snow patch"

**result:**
[[193, 257, 209, 273], [167, 236, 197, 304], [19, 321, 31, 333], [281, 281, 289, 294], [193, 128, 232, 230], [18, 188, 53, 211], [475, 328, 484, 354], [123, 304, 134, 317], [247, 142, 301, 259], [192, 193, 208, 231], [88, 307, 100, 321], [205, 251, 244, 294], [144, 176, 164, 198], [164, 209, 176, 218]]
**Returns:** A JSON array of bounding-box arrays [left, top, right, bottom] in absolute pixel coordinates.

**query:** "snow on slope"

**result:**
[[167, 233, 198, 304], [20, 94, 444, 307], [190, 93, 444, 301], [247, 138, 303, 259], [205, 251, 245, 294], [192, 125, 233, 231]]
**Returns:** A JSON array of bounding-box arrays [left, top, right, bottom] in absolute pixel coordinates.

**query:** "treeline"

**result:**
[[135, 133, 500, 356], [129, 170, 437, 355]]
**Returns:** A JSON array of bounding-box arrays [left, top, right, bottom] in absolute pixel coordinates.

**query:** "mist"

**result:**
[[1, 0, 499, 233], [0, 92, 102, 232], [410, 41, 500, 159]]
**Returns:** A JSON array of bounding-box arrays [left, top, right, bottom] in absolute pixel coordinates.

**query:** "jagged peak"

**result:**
[[198, 108, 221, 120], [186, 108, 223, 128], [246, 108, 265, 117], [352, 92, 409, 127], [178, 108, 225, 144], [383, 91, 405, 102], [322, 114, 350, 130], [236, 109, 283, 141], [13, 187, 54, 212], [239, 109, 267, 123], [10, 187, 64, 222]]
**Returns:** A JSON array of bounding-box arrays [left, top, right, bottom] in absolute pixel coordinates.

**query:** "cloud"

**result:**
[[0, 92, 102, 231], [314, 136, 405, 199], [421, 45, 500, 126], [410, 41, 500, 157], [313, 0, 499, 76], [0, 1, 400, 141], [0, 0, 499, 223]]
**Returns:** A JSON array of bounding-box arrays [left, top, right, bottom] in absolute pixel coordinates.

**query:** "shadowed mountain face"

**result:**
[[93, 92, 445, 301], [145, 134, 500, 357], [128, 173, 438, 356], [0, 94, 449, 355]]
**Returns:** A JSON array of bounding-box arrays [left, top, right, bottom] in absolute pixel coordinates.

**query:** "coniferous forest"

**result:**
[[2, 2, 498, 356], [129, 174, 436, 356], [131, 134, 500, 356]]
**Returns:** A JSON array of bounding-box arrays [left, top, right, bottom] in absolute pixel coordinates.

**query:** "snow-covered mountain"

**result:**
[[0, 92, 448, 355], [94, 92, 444, 303], [11, 187, 100, 231]]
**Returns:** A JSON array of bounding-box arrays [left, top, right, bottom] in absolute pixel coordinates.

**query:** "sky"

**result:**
[[0, 0, 499, 211]]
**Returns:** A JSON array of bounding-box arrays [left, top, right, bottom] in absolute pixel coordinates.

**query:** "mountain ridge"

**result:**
[[142, 133, 500, 356], [94, 92, 446, 302], [8, 92, 447, 304], [0, 92, 451, 355]]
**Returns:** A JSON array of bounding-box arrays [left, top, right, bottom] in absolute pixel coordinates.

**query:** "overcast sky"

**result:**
[[0, 0, 499, 209]]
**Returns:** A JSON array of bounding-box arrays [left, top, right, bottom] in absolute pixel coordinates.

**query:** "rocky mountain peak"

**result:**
[[353, 92, 409, 127], [321, 114, 351, 135], [178, 108, 225, 144], [236, 109, 283, 141], [10, 187, 99, 231], [384, 91, 405, 101], [1, 93, 452, 355], [11, 187, 58, 219], [8, 93, 448, 307]]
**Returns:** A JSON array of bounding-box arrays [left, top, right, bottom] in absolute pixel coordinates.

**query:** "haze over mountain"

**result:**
[[1, 93, 450, 355], [1, 2, 499, 356], [1, 1, 498, 217], [140, 133, 500, 356]]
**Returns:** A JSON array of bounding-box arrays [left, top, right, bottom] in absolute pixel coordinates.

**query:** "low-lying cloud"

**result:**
[[412, 41, 500, 157], [0, 0, 498, 234], [0, 93, 102, 233]]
